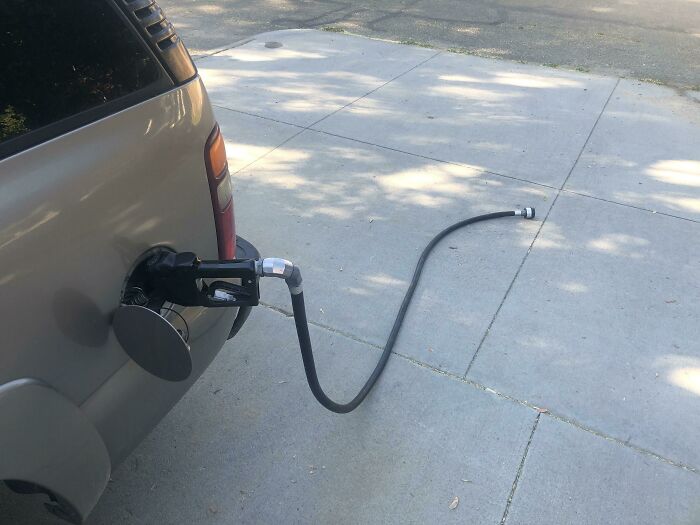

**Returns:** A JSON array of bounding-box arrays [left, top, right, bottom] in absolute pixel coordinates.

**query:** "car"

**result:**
[[0, 1, 255, 522]]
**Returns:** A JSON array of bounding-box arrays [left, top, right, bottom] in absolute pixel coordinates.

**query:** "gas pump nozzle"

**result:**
[[145, 251, 303, 308], [146, 251, 261, 308]]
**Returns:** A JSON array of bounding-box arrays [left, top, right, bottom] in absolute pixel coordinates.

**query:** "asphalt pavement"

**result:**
[[160, 0, 700, 90]]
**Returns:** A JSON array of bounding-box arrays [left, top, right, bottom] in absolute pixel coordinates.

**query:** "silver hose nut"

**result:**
[[260, 258, 294, 278], [515, 207, 536, 219]]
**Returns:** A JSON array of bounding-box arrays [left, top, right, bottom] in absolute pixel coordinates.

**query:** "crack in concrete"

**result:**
[[501, 413, 541, 525], [463, 77, 622, 377], [306, 50, 442, 129]]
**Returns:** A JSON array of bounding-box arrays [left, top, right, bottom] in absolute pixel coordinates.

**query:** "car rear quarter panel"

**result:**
[[0, 77, 236, 463]]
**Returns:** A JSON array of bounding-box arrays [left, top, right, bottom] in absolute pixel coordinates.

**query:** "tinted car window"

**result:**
[[0, 0, 171, 155]]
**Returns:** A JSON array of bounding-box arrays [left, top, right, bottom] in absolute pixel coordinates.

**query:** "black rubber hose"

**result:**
[[289, 210, 530, 413]]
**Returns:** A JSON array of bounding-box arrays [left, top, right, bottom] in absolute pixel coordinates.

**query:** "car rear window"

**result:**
[[0, 0, 172, 157]]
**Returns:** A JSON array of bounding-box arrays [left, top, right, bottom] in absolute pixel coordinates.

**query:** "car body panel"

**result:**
[[0, 378, 111, 522], [0, 76, 237, 473], [81, 304, 233, 466]]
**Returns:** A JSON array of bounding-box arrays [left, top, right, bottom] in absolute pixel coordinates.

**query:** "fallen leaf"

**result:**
[[208, 505, 218, 515], [535, 407, 549, 414], [449, 496, 459, 510]]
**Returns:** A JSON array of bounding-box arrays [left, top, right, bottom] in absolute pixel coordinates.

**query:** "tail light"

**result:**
[[204, 124, 236, 259]]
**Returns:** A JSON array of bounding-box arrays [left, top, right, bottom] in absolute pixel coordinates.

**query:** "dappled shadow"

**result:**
[[468, 188, 700, 471], [198, 30, 437, 126], [198, 30, 617, 187], [564, 79, 700, 220], [308, 51, 616, 187]]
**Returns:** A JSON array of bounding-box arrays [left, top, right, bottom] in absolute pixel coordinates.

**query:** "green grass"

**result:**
[[0, 106, 28, 140], [639, 77, 665, 86], [398, 39, 434, 49], [446, 47, 472, 55]]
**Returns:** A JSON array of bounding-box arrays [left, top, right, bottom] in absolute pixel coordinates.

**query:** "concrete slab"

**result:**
[[197, 30, 437, 127], [314, 51, 617, 187], [506, 417, 700, 525], [469, 192, 700, 468], [214, 108, 301, 174], [565, 79, 700, 222], [88, 308, 536, 524], [230, 126, 555, 374]]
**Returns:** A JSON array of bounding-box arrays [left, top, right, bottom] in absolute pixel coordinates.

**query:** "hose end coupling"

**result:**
[[257, 258, 304, 295], [515, 207, 536, 219], [258, 258, 294, 279]]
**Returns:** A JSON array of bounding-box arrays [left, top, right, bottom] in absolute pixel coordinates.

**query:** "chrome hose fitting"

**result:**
[[257, 258, 303, 295], [258, 258, 294, 279], [515, 207, 536, 219]]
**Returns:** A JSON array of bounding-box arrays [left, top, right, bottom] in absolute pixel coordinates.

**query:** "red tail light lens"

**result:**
[[204, 124, 236, 259]]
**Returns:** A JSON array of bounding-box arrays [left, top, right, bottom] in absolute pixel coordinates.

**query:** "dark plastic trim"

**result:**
[[116, 0, 197, 85]]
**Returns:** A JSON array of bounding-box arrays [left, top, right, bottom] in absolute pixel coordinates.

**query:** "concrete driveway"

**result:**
[[5, 29, 699, 524]]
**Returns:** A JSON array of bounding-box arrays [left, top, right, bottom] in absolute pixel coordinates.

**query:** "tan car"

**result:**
[[0, 1, 254, 522]]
